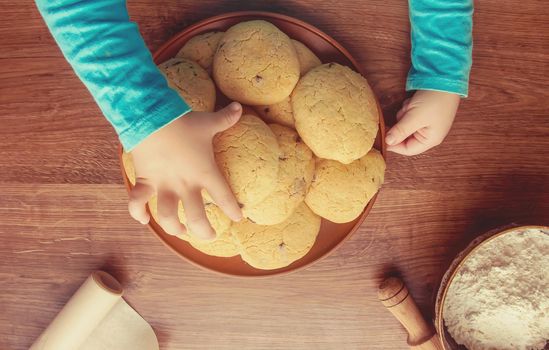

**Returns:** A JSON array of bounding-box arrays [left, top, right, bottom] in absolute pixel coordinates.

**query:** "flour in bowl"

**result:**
[[443, 227, 549, 350]]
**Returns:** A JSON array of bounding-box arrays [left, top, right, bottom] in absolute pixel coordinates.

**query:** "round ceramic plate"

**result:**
[[119, 11, 386, 277]]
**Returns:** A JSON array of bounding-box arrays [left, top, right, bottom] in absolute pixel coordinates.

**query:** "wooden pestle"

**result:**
[[378, 277, 444, 350]]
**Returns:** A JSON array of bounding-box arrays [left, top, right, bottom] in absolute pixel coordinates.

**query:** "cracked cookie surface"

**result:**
[[232, 203, 321, 270], [292, 63, 379, 164], [213, 20, 300, 105], [291, 39, 321, 76], [213, 114, 280, 209], [256, 96, 295, 128], [158, 57, 216, 112], [255, 40, 321, 128], [176, 31, 224, 73], [305, 149, 385, 223], [245, 124, 315, 225]]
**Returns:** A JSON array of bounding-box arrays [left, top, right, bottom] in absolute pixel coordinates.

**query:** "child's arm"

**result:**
[[36, 0, 190, 151], [386, 0, 473, 155], [36, 0, 243, 239]]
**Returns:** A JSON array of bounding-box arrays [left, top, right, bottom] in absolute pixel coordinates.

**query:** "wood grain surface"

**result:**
[[1, 1, 548, 349]]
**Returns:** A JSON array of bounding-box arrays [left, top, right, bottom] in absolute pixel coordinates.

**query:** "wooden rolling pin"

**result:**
[[378, 277, 444, 350]]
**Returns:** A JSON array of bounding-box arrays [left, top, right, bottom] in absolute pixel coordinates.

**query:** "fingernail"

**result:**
[[229, 102, 241, 112], [233, 204, 244, 221], [233, 212, 244, 222], [386, 133, 396, 145]]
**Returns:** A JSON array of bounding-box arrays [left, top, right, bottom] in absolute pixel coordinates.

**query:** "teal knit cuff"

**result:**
[[407, 74, 469, 97], [119, 98, 192, 151]]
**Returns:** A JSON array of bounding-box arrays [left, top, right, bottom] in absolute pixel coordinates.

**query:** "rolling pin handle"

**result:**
[[378, 277, 443, 349]]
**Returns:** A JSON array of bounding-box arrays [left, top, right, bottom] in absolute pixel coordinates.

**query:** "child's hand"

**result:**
[[385, 90, 460, 156], [128, 102, 244, 240]]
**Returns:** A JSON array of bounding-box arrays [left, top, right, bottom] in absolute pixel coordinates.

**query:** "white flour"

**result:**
[[443, 227, 549, 350]]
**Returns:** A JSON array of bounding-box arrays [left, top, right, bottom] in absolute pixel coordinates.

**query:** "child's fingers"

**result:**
[[386, 112, 422, 146], [396, 108, 406, 122], [156, 189, 186, 236], [180, 188, 215, 241], [209, 102, 242, 134], [387, 134, 430, 156], [396, 98, 412, 121], [205, 168, 243, 222], [128, 180, 155, 224]]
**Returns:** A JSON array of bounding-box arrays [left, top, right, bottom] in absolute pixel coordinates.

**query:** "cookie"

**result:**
[[255, 97, 295, 128], [148, 195, 238, 257], [185, 228, 239, 258], [121, 151, 136, 185], [291, 39, 322, 75], [232, 203, 321, 270], [213, 20, 300, 105], [176, 31, 224, 73], [158, 57, 216, 112], [213, 114, 280, 209], [305, 149, 385, 223], [245, 124, 315, 225], [292, 63, 379, 164], [254, 41, 321, 128]]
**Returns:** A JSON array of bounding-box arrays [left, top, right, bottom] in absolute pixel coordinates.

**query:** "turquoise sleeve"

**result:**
[[407, 0, 473, 97], [35, 0, 192, 151]]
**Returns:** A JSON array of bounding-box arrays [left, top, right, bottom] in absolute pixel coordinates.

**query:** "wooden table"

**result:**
[[1, 1, 548, 349]]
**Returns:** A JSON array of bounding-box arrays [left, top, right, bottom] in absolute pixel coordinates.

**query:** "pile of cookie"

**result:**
[[122, 20, 386, 270]]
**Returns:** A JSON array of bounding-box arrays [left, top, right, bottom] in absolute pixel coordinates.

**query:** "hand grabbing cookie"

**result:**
[[127, 102, 244, 240], [386, 90, 460, 156]]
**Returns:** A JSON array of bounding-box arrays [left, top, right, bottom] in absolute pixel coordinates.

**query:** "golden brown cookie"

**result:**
[[148, 195, 238, 257], [292, 63, 379, 164], [291, 39, 322, 76], [158, 57, 216, 112], [213, 20, 300, 105], [213, 114, 280, 209], [305, 149, 385, 223], [245, 124, 315, 225], [254, 41, 320, 128], [121, 151, 136, 185], [232, 203, 321, 270], [255, 97, 295, 128], [176, 31, 224, 73], [185, 228, 239, 257]]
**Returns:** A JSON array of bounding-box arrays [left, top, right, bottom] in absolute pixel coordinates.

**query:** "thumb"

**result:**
[[385, 108, 425, 146], [211, 102, 242, 133]]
